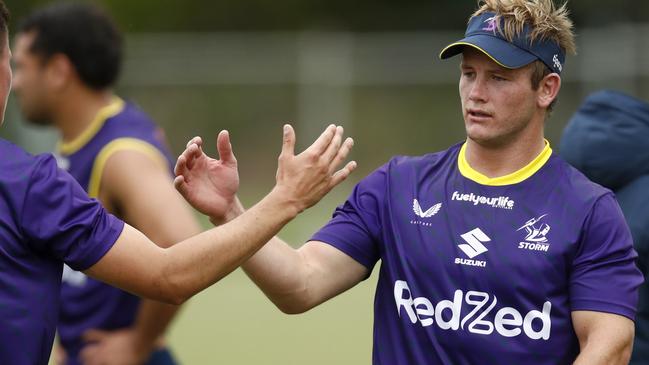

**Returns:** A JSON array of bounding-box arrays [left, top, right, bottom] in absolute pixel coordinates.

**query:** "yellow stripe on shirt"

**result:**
[[88, 138, 169, 198], [457, 140, 552, 186], [58, 98, 125, 155]]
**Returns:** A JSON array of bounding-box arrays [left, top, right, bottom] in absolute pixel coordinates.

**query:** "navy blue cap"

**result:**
[[439, 12, 565, 74]]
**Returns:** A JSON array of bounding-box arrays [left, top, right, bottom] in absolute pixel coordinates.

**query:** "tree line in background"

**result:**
[[5, 0, 649, 33]]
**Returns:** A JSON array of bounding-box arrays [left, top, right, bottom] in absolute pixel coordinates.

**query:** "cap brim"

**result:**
[[439, 34, 537, 69]]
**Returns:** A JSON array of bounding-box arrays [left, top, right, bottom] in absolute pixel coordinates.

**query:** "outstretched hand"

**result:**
[[174, 130, 240, 221], [272, 124, 356, 214], [174, 124, 355, 221]]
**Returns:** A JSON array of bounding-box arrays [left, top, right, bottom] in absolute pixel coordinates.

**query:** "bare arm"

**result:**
[[572, 311, 635, 365], [79, 146, 203, 365], [244, 237, 368, 314], [84, 124, 356, 305], [174, 127, 367, 313]]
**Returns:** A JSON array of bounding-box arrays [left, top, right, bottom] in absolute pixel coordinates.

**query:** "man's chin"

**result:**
[[23, 114, 52, 127], [466, 130, 511, 149], [465, 126, 497, 145]]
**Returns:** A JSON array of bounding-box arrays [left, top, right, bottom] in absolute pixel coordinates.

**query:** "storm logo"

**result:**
[[517, 214, 550, 243], [517, 214, 551, 252]]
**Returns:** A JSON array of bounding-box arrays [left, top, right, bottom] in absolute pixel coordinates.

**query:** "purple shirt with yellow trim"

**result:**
[[0, 139, 123, 364], [54, 99, 175, 364], [312, 142, 642, 365]]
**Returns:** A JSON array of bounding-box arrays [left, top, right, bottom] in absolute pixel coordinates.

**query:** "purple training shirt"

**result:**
[[0, 138, 124, 364], [312, 141, 643, 364], [54, 98, 175, 364]]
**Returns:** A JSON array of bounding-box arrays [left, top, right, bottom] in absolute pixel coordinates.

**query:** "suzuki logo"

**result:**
[[458, 228, 490, 258]]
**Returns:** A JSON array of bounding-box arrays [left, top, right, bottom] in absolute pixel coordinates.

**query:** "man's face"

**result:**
[[0, 32, 12, 125], [459, 48, 540, 147], [12, 32, 54, 126]]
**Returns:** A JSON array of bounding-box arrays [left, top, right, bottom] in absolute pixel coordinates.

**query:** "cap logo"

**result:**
[[552, 54, 562, 72], [482, 17, 497, 32]]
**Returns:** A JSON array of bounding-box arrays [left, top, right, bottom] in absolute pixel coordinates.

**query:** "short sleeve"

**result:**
[[570, 193, 644, 320], [20, 155, 125, 271], [310, 164, 387, 271]]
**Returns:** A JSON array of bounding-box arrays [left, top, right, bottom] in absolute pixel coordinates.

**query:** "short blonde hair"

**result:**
[[472, 0, 576, 56]]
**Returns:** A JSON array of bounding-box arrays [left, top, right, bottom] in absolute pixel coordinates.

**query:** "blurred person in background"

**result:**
[[11, 3, 198, 364], [560, 89, 649, 365], [173, 0, 643, 364], [0, 1, 357, 364]]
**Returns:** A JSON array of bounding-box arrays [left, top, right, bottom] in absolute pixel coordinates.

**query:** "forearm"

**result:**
[[160, 189, 299, 303], [86, 188, 299, 304], [214, 197, 315, 313], [242, 237, 315, 313]]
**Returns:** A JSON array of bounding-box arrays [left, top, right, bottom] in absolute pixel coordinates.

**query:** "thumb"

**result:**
[[216, 130, 236, 165], [281, 124, 295, 157], [82, 329, 109, 343]]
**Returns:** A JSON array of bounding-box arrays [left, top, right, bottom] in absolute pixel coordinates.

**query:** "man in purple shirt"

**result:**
[[12, 4, 201, 364], [174, 0, 643, 364], [0, 2, 357, 364]]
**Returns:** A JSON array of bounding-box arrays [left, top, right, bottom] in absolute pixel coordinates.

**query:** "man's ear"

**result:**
[[44, 54, 74, 90], [537, 73, 561, 109]]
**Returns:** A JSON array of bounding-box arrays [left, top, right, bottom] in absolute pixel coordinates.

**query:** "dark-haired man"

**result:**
[[0, 1, 356, 364], [12, 4, 197, 364]]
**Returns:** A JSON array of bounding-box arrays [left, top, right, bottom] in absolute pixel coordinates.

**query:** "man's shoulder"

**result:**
[[551, 153, 613, 205], [0, 138, 53, 172], [354, 143, 461, 192], [387, 143, 462, 172], [105, 100, 159, 131]]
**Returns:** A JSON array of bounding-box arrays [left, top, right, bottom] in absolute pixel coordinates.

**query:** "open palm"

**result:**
[[174, 131, 239, 220]]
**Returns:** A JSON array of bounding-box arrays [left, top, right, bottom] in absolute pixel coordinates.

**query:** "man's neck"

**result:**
[[464, 130, 546, 179], [53, 90, 114, 143]]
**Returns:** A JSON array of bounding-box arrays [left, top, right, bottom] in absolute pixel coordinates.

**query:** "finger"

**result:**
[[330, 161, 357, 187], [281, 124, 296, 157], [216, 130, 236, 166], [328, 137, 354, 174], [174, 154, 188, 177], [305, 124, 336, 156], [321, 125, 343, 163], [185, 143, 201, 170], [173, 175, 187, 195], [186, 136, 203, 148]]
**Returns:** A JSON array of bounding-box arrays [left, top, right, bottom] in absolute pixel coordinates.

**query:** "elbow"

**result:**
[[148, 275, 189, 305], [153, 261, 193, 305], [274, 296, 316, 315], [277, 303, 311, 315], [160, 272, 193, 305], [161, 289, 189, 306]]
